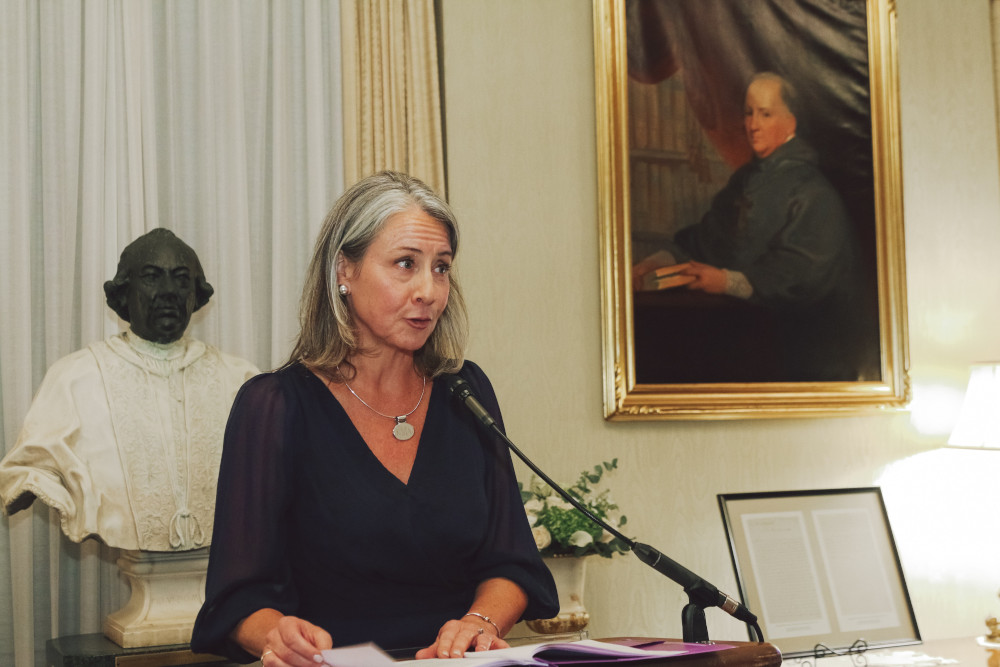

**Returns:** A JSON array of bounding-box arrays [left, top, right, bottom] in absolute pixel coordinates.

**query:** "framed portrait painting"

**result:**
[[595, 0, 910, 419]]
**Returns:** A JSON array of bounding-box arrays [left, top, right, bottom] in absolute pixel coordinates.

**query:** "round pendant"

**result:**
[[392, 420, 415, 441]]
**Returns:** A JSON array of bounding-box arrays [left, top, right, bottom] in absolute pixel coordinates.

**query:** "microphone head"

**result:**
[[444, 375, 472, 401], [444, 374, 498, 429]]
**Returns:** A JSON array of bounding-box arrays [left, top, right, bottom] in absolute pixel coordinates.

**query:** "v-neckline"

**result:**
[[308, 366, 439, 489]]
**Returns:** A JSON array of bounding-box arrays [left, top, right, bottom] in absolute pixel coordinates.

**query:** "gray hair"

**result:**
[[287, 171, 468, 379]]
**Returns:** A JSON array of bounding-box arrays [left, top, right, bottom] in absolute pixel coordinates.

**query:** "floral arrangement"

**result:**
[[519, 459, 630, 558]]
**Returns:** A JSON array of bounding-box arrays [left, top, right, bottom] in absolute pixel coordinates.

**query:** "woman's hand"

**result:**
[[254, 614, 333, 666], [414, 617, 508, 659]]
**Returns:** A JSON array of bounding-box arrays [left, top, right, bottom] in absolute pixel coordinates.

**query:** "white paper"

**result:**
[[395, 639, 686, 666], [319, 642, 396, 666], [742, 511, 832, 638], [741, 502, 905, 642], [813, 508, 900, 631]]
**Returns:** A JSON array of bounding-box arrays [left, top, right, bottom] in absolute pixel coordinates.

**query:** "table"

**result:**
[[872, 636, 999, 666], [776, 636, 998, 665], [46, 633, 235, 667], [598, 638, 781, 666], [49, 634, 778, 667]]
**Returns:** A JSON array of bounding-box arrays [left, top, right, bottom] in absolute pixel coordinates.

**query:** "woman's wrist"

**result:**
[[463, 611, 501, 636], [233, 608, 285, 659]]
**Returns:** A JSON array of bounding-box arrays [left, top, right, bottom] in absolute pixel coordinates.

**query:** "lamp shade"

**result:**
[[947, 363, 1000, 449]]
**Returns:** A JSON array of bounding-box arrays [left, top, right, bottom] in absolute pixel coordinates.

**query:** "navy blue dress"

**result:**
[[190, 360, 557, 663]]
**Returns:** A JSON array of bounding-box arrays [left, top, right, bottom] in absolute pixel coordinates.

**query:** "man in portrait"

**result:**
[[0, 228, 259, 552], [633, 72, 871, 382], [623, 0, 885, 386]]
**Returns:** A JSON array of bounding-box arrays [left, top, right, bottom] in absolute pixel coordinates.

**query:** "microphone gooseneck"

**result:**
[[445, 374, 763, 644], [444, 376, 629, 544]]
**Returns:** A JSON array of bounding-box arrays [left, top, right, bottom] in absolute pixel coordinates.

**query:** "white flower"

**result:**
[[525, 512, 538, 527], [524, 498, 545, 514], [568, 530, 594, 548], [532, 525, 552, 550]]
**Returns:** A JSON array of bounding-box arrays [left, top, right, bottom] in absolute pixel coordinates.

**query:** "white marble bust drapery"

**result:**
[[0, 331, 259, 551]]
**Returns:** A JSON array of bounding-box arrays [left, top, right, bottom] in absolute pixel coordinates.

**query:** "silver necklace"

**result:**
[[344, 375, 427, 441]]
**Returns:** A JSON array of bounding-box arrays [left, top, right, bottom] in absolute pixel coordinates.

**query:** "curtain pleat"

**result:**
[[341, 0, 446, 196]]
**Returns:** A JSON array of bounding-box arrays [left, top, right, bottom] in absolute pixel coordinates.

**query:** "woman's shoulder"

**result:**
[[456, 359, 492, 386], [453, 359, 501, 406], [234, 362, 315, 404]]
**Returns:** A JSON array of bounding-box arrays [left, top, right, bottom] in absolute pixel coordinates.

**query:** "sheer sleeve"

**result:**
[[458, 362, 559, 621], [190, 371, 300, 663]]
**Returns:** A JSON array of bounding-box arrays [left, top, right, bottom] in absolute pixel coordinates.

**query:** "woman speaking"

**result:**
[[191, 171, 557, 665]]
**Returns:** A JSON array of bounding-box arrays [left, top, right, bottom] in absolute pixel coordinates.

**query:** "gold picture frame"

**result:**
[[595, 0, 909, 419]]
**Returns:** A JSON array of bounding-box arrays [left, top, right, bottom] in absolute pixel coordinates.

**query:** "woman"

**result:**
[[190, 171, 558, 665]]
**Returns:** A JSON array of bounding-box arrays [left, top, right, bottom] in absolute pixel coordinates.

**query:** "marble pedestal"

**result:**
[[103, 548, 209, 648]]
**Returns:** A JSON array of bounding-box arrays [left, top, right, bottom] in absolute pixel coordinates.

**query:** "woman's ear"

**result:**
[[335, 252, 352, 287]]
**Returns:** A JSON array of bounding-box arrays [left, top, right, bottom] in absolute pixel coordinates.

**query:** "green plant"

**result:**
[[519, 459, 630, 558]]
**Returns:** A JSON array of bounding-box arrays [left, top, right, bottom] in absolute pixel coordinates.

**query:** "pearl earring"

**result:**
[[338, 284, 349, 296]]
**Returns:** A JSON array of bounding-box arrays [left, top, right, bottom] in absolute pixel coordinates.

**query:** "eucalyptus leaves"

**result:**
[[519, 459, 630, 558]]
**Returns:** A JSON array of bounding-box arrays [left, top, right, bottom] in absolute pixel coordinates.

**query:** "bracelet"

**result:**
[[464, 612, 500, 636]]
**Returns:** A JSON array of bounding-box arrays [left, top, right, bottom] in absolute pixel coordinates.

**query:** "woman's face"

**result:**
[[340, 206, 453, 358]]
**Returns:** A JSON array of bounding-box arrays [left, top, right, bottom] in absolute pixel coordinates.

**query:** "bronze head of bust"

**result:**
[[104, 228, 214, 344]]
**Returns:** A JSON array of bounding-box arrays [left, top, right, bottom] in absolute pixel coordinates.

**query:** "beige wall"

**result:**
[[439, 0, 1000, 643]]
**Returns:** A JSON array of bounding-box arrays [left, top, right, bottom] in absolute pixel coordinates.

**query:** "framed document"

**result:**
[[595, 0, 910, 419], [717, 488, 920, 658]]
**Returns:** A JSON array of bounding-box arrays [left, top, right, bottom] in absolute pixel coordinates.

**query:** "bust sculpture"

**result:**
[[0, 228, 259, 551], [0, 229, 260, 646]]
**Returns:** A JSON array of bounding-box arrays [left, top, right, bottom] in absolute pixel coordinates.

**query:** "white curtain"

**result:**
[[0, 1, 344, 665]]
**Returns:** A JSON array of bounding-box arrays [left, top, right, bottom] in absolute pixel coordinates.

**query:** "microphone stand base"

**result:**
[[681, 602, 710, 644]]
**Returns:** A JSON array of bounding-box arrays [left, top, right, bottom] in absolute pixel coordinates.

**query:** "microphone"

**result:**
[[445, 374, 762, 643], [444, 375, 497, 430], [630, 543, 758, 625]]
